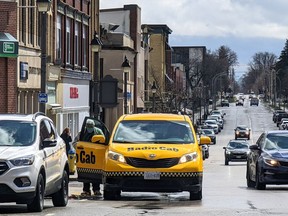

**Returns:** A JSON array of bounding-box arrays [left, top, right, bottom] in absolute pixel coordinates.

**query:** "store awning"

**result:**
[[0, 32, 18, 58]]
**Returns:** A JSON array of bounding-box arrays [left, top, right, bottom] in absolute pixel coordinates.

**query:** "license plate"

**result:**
[[236, 156, 242, 159], [144, 172, 160, 180]]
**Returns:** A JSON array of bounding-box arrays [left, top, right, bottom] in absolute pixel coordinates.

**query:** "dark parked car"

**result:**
[[221, 100, 229, 107], [200, 128, 216, 144], [275, 113, 288, 127], [235, 125, 251, 140], [246, 131, 288, 190], [272, 110, 286, 123], [223, 140, 249, 165]]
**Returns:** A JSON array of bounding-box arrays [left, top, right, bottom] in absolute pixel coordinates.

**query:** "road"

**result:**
[[1, 98, 286, 215]]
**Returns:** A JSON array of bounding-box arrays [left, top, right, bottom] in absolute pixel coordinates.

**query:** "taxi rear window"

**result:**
[[113, 120, 194, 144]]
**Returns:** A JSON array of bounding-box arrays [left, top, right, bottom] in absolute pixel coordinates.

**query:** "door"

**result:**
[[76, 117, 110, 183]]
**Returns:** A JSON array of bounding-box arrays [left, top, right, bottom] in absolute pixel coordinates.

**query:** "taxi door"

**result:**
[[76, 117, 110, 183]]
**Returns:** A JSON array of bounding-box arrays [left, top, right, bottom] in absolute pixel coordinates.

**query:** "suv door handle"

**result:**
[[77, 146, 84, 150]]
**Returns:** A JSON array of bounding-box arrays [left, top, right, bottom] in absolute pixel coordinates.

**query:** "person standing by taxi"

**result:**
[[60, 127, 72, 156], [80, 119, 104, 196]]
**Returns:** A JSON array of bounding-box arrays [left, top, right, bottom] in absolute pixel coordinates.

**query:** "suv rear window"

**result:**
[[0, 120, 36, 146]]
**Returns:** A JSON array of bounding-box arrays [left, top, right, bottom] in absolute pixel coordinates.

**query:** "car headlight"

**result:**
[[263, 157, 280, 167], [179, 152, 198, 164], [245, 131, 249, 134], [226, 151, 231, 154], [107, 151, 126, 163], [10, 155, 35, 166], [236, 131, 239, 135]]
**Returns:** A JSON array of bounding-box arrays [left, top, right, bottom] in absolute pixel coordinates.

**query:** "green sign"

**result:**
[[3, 42, 15, 53], [0, 33, 18, 58]]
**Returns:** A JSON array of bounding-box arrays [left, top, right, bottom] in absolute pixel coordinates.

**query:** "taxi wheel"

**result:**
[[189, 189, 202, 200], [103, 190, 121, 200]]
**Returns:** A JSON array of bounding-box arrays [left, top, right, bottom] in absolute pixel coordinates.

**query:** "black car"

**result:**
[[200, 128, 216, 144], [246, 131, 288, 190], [235, 125, 251, 140], [272, 110, 286, 123], [223, 140, 249, 165], [221, 100, 229, 107]]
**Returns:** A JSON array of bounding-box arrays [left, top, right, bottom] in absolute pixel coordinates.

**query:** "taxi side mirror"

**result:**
[[91, 134, 106, 144]]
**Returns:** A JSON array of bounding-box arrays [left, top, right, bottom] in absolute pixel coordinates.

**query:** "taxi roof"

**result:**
[[120, 113, 189, 121]]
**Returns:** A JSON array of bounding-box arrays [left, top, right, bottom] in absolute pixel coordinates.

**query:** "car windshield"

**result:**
[[236, 126, 248, 130], [202, 129, 213, 135], [228, 142, 249, 149], [265, 133, 288, 150], [0, 120, 36, 146], [113, 120, 194, 144]]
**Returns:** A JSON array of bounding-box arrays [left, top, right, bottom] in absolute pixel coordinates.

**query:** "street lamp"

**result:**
[[90, 31, 102, 119], [121, 56, 131, 114], [151, 81, 157, 113], [37, 0, 51, 113]]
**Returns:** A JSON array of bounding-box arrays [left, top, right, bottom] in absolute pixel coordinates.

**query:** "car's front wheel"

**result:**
[[225, 157, 229, 165], [246, 163, 256, 188], [27, 173, 44, 212], [52, 169, 69, 207], [255, 166, 266, 190], [189, 189, 202, 200]]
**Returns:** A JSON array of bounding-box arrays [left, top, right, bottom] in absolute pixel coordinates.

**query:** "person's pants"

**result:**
[[83, 182, 100, 192]]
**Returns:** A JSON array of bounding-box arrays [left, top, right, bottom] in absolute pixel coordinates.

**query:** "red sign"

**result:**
[[70, 87, 79, 99]]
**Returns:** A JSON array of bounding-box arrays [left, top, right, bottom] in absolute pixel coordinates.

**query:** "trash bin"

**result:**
[[68, 148, 76, 175]]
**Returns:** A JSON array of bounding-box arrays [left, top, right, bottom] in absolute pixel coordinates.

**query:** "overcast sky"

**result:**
[[100, 0, 288, 79]]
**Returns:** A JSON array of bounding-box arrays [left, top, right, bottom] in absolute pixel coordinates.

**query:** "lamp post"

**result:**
[[37, 0, 51, 113], [90, 31, 102, 119], [151, 81, 157, 113], [121, 56, 131, 114]]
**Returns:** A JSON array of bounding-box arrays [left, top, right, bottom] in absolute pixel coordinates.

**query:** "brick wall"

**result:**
[[0, 1, 17, 113]]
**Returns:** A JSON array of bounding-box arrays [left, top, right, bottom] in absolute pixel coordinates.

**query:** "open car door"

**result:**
[[76, 117, 110, 184]]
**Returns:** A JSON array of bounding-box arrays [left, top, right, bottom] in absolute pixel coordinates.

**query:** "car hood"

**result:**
[[0, 146, 35, 160], [267, 150, 288, 159], [228, 148, 248, 153], [109, 143, 199, 160]]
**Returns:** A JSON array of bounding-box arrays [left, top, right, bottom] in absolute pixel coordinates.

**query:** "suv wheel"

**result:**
[[189, 189, 202, 200], [52, 170, 69, 207], [27, 173, 44, 212]]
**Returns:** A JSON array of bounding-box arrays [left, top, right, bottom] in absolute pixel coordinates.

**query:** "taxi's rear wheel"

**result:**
[[189, 189, 202, 200], [103, 190, 121, 200]]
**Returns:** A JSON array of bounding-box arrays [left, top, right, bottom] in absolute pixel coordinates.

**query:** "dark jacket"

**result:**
[[60, 132, 72, 155]]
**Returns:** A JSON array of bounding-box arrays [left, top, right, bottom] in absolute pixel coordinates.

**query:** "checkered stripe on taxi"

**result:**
[[104, 172, 202, 178], [77, 167, 103, 174]]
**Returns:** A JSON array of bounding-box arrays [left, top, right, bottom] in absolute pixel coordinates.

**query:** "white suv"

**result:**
[[0, 112, 69, 212]]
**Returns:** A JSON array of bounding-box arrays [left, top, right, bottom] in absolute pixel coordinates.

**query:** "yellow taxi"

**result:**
[[75, 113, 211, 200]]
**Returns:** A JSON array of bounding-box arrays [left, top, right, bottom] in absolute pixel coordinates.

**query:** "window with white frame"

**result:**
[[56, 14, 62, 60], [83, 25, 87, 67], [66, 18, 71, 64], [75, 22, 79, 65]]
